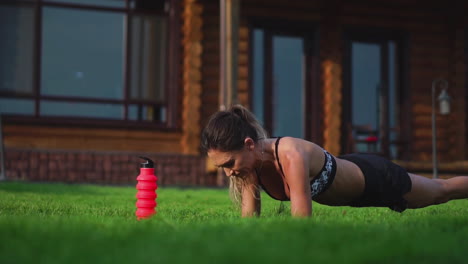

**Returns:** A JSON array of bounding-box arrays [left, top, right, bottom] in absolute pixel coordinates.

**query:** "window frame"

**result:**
[[342, 27, 411, 160], [247, 18, 322, 144], [0, 0, 181, 130]]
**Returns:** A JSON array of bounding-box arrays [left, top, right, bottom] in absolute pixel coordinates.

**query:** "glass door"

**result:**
[[271, 35, 305, 138], [344, 30, 407, 159], [251, 25, 317, 140]]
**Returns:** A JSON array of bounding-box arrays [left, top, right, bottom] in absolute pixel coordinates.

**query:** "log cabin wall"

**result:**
[[339, 0, 466, 162], [2, 124, 210, 185], [199, 0, 250, 130], [199, 1, 220, 128], [198, 0, 468, 165], [3, 0, 468, 185], [319, 1, 342, 156], [5, 148, 208, 186], [1, 0, 209, 185], [4, 125, 182, 153], [181, 0, 204, 155]]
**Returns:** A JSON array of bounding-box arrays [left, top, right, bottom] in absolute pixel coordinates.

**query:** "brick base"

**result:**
[[3, 148, 216, 186]]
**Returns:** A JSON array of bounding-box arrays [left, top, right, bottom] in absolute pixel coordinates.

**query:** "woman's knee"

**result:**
[[405, 174, 450, 208], [432, 179, 451, 204]]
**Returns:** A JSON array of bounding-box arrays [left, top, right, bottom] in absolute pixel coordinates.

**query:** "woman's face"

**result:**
[[207, 140, 256, 178]]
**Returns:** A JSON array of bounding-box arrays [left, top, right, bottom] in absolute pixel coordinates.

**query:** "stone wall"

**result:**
[[3, 148, 214, 186]]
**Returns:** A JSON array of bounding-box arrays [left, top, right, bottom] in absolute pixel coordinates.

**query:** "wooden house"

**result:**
[[1, 0, 467, 185]]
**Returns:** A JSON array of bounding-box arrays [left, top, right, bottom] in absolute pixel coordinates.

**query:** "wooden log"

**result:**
[[410, 57, 449, 69], [203, 79, 220, 90], [411, 46, 450, 56], [202, 53, 220, 66], [202, 65, 219, 78], [181, 0, 203, 155], [238, 66, 248, 80], [243, 0, 321, 9], [412, 128, 451, 139], [238, 92, 249, 106], [342, 15, 446, 32], [243, 8, 320, 21], [238, 79, 248, 92], [340, 4, 447, 20], [4, 125, 183, 153]]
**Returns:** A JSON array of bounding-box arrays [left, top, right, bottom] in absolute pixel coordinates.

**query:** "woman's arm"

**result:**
[[283, 151, 312, 217], [241, 177, 261, 217]]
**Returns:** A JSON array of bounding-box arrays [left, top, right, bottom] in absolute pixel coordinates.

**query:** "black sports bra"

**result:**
[[256, 137, 337, 201]]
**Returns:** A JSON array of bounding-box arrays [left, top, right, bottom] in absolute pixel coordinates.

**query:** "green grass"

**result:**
[[0, 181, 467, 264]]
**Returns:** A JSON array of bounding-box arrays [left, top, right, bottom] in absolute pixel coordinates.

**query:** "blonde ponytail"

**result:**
[[229, 104, 268, 140]]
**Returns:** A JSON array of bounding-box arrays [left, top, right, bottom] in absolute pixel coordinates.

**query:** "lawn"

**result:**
[[0, 181, 467, 264]]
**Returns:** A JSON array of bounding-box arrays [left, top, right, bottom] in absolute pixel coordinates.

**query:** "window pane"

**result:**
[[352, 42, 381, 131], [128, 104, 138, 120], [0, 5, 34, 94], [351, 42, 381, 153], [252, 29, 265, 127], [44, 0, 126, 8], [41, 7, 124, 99], [128, 104, 166, 122], [388, 41, 398, 159], [272, 36, 304, 138], [0, 98, 34, 115], [129, 15, 167, 103], [41, 100, 123, 119]]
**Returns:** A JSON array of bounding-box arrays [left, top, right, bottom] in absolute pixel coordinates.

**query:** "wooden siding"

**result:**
[[238, 20, 249, 106], [320, 1, 343, 156], [3, 0, 467, 182], [3, 124, 182, 153], [196, 0, 468, 165], [199, 0, 251, 131], [450, 27, 466, 161], [181, 0, 204, 154], [4, 1, 457, 168], [200, 1, 219, 128], [338, 1, 466, 162]]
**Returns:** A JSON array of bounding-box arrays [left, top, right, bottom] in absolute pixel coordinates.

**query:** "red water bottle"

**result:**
[[136, 157, 158, 220]]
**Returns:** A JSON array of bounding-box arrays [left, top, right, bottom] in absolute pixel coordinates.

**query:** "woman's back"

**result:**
[[261, 137, 366, 205]]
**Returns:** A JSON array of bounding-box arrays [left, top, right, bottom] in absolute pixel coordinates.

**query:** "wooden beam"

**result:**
[[181, 0, 203, 155], [219, 0, 239, 109]]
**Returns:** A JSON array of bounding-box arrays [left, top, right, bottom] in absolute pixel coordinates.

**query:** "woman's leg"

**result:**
[[403, 173, 468, 209]]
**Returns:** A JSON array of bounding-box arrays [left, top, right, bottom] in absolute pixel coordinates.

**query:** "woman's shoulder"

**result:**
[[275, 137, 326, 174], [277, 136, 320, 147], [275, 137, 322, 155]]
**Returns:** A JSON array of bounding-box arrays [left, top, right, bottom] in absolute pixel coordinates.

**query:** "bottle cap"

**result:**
[[139, 156, 155, 168]]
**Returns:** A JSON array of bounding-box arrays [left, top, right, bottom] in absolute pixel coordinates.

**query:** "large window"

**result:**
[[0, 4, 35, 115], [342, 29, 410, 160], [0, 0, 179, 127], [250, 21, 320, 143]]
